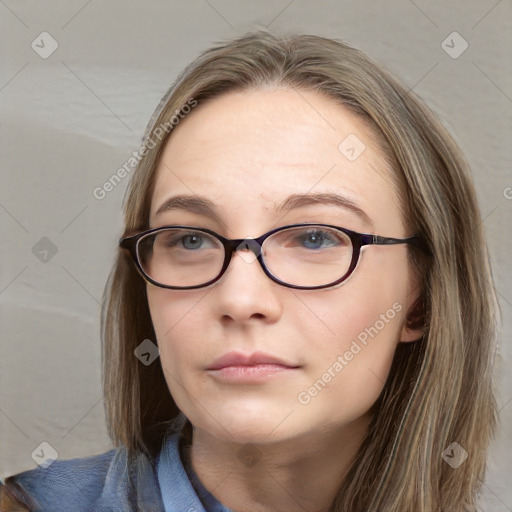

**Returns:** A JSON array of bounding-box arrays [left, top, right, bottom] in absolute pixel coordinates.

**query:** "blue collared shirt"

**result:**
[[158, 431, 234, 512], [1, 425, 234, 511]]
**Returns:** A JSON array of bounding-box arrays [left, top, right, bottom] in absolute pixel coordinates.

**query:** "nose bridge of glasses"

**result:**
[[236, 237, 262, 253], [224, 237, 264, 265]]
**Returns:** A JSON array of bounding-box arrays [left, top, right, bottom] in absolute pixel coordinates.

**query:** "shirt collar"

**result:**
[[157, 422, 234, 512]]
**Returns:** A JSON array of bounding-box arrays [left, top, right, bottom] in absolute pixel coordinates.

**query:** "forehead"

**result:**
[[150, 88, 404, 234]]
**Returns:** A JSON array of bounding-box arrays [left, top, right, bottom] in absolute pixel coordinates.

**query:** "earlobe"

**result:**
[[399, 293, 426, 343]]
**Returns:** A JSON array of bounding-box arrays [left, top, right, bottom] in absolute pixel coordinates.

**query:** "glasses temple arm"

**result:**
[[370, 234, 430, 254]]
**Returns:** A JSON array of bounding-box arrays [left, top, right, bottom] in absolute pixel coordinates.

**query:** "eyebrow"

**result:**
[[155, 192, 373, 227]]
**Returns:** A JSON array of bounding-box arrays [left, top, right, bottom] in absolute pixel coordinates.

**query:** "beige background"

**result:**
[[0, 1, 510, 509]]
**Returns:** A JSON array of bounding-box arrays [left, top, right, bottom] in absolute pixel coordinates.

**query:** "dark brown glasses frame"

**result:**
[[120, 223, 429, 291]]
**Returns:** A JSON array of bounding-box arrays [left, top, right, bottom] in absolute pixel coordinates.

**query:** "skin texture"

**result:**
[[147, 88, 423, 512]]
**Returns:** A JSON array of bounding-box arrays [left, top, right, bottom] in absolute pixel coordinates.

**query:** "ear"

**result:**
[[399, 287, 427, 343]]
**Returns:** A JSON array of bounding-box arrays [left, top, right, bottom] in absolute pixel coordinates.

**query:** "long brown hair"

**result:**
[[101, 30, 499, 511]]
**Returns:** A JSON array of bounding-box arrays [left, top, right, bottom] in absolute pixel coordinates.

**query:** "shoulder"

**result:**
[[0, 449, 117, 511], [0, 446, 163, 512]]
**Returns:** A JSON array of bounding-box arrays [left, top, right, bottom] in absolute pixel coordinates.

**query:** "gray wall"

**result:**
[[1, 1, 510, 509]]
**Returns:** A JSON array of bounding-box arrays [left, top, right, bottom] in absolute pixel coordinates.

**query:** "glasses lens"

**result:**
[[137, 228, 224, 287], [263, 225, 353, 287]]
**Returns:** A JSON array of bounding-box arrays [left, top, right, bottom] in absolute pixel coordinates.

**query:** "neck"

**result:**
[[187, 414, 371, 512]]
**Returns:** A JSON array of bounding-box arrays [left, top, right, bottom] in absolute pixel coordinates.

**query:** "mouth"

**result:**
[[207, 350, 299, 370], [206, 351, 301, 383]]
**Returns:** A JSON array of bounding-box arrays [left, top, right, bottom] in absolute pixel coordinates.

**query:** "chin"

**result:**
[[195, 411, 295, 446]]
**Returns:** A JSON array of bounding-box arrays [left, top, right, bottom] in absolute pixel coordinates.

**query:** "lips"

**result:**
[[207, 351, 298, 371]]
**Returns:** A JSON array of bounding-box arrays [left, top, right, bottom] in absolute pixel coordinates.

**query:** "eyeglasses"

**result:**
[[119, 223, 428, 290]]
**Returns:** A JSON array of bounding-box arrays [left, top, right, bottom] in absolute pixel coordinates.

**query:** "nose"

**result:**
[[210, 242, 283, 324]]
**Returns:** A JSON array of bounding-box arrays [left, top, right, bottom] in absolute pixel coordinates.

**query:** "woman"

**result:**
[[1, 30, 499, 512]]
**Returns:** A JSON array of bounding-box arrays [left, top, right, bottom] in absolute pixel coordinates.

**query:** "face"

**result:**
[[146, 88, 421, 446]]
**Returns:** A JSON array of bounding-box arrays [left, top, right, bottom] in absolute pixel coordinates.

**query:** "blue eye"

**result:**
[[298, 229, 340, 250], [163, 231, 216, 250], [181, 234, 204, 250]]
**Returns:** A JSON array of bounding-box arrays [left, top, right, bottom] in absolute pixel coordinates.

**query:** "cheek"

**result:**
[[298, 293, 402, 378], [299, 279, 403, 354], [147, 288, 215, 416], [315, 249, 409, 345], [147, 287, 208, 371], [294, 260, 407, 406], [293, 297, 403, 421]]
